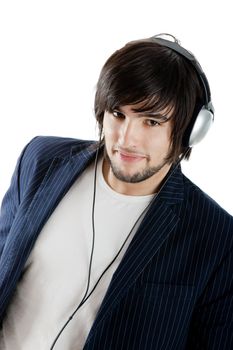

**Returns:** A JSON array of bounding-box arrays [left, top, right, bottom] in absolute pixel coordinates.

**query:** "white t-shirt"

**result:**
[[0, 156, 154, 350]]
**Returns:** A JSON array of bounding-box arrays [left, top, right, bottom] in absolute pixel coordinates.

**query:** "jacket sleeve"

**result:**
[[0, 139, 36, 259], [186, 244, 233, 349]]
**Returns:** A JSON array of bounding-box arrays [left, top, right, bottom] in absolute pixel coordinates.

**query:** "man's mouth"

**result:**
[[116, 149, 147, 162]]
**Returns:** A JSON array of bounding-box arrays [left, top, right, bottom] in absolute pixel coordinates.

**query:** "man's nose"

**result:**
[[118, 119, 138, 147]]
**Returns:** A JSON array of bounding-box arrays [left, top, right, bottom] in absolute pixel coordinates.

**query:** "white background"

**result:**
[[0, 0, 232, 215]]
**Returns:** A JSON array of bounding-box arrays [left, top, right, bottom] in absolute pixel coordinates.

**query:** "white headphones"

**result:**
[[151, 33, 214, 147]]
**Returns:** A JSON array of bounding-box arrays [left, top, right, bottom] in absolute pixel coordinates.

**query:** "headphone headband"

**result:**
[[150, 33, 214, 147]]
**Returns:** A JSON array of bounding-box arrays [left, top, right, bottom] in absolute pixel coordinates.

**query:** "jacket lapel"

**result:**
[[21, 143, 98, 234], [0, 142, 98, 311], [86, 164, 184, 343]]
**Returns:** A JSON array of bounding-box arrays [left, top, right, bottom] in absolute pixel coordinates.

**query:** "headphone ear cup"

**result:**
[[187, 107, 214, 147]]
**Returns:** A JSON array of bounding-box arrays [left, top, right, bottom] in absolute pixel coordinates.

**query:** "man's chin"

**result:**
[[109, 158, 170, 184], [110, 166, 156, 184]]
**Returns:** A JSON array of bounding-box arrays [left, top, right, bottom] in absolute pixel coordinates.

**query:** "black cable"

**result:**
[[49, 144, 190, 349], [49, 136, 101, 350]]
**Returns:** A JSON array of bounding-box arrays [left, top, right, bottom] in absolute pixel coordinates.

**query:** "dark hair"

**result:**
[[94, 38, 203, 162]]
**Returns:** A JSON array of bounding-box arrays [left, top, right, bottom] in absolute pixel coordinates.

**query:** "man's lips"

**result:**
[[115, 149, 147, 162]]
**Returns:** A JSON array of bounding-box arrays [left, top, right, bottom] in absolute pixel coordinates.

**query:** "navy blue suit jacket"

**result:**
[[0, 136, 233, 349]]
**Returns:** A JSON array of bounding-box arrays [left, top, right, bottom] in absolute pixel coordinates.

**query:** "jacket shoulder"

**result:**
[[181, 173, 233, 245], [183, 174, 232, 218], [17, 136, 95, 201], [24, 135, 95, 161]]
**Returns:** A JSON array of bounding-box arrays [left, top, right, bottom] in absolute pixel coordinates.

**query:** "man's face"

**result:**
[[102, 104, 173, 194]]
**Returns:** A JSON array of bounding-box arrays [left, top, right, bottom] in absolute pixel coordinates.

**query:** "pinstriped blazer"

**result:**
[[0, 136, 233, 350]]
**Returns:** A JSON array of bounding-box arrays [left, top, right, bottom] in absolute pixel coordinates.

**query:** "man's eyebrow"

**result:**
[[115, 107, 170, 122]]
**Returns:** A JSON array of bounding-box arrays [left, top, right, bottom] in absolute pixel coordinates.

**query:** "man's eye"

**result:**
[[145, 119, 160, 127], [112, 110, 125, 119]]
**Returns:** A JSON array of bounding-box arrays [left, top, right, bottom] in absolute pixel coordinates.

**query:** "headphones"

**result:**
[[151, 33, 214, 147]]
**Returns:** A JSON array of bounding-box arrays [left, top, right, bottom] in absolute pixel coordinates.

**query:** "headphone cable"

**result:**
[[49, 145, 189, 349]]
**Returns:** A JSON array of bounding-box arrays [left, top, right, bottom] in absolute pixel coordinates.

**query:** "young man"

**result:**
[[0, 34, 232, 349]]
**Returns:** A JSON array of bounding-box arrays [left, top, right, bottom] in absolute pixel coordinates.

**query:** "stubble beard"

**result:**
[[104, 148, 169, 184]]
